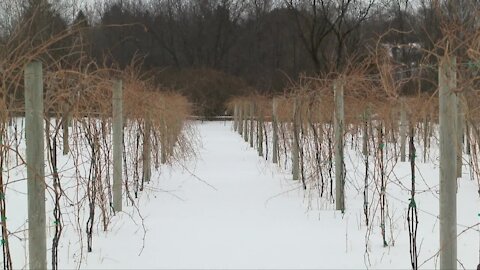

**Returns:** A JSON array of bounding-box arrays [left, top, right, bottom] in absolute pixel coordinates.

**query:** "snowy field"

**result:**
[[6, 120, 480, 269]]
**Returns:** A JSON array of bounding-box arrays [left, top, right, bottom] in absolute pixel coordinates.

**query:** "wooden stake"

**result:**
[[362, 109, 369, 156], [292, 98, 300, 180], [258, 112, 264, 157], [439, 55, 457, 270], [143, 116, 152, 183], [25, 61, 47, 270], [272, 98, 279, 163], [334, 79, 345, 212], [400, 97, 407, 162], [249, 102, 255, 148], [112, 79, 123, 212], [238, 103, 243, 136], [233, 104, 237, 132], [243, 103, 249, 142], [62, 106, 70, 156], [457, 95, 464, 178], [161, 99, 167, 164]]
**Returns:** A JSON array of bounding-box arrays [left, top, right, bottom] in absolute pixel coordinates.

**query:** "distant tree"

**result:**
[[156, 68, 248, 116], [57, 10, 91, 69], [24, 0, 67, 43], [232, 7, 311, 90], [285, 0, 375, 72], [12, 0, 68, 62]]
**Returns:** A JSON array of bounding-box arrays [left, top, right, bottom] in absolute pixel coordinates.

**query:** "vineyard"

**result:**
[[2, 56, 480, 269], [2, 0, 480, 269]]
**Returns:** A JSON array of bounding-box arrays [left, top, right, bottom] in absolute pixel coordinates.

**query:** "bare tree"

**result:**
[[285, 0, 375, 72]]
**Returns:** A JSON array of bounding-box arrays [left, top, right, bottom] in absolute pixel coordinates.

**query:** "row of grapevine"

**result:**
[[228, 55, 476, 269], [0, 58, 195, 269]]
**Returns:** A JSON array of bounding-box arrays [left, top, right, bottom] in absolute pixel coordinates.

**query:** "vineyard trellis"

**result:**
[[0, 42, 195, 270], [228, 47, 480, 269]]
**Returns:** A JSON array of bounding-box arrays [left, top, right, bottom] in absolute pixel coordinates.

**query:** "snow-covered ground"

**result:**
[[7, 121, 480, 269]]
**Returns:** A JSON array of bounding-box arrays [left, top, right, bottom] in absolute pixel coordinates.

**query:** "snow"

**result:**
[[6, 121, 480, 269]]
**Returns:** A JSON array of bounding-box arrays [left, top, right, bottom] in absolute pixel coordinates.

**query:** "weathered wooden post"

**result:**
[[466, 120, 471, 155], [272, 98, 279, 163], [112, 79, 123, 212], [439, 55, 457, 270], [25, 61, 47, 270], [362, 108, 369, 156], [233, 104, 239, 132], [143, 116, 152, 183], [161, 99, 168, 164], [292, 98, 300, 180], [456, 95, 464, 178], [243, 102, 249, 142], [400, 97, 407, 162], [238, 103, 244, 136], [334, 78, 345, 211], [62, 105, 70, 155], [258, 110, 264, 157], [249, 102, 255, 148], [424, 113, 431, 162]]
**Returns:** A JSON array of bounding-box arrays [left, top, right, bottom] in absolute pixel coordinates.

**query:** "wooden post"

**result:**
[[466, 119, 471, 155], [62, 106, 70, 155], [456, 95, 464, 178], [272, 98, 279, 163], [249, 102, 255, 148], [362, 109, 369, 156], [423, 114, 429, 162], [68, 113, 72, 127], [400, 98, 407, 162], [143, 116, 152, 183], [292, 98, 300, 180], [24, 61, 47, 270], [243, 103, 249, 142], [233, 104, 239, 132], [439, 55, 457, 270], [258, 111, 264, 157], [238, 103, 243, 136], [161, 99, 168, 164], [112, 79, 123, 212], [334, 79, 345, 212]]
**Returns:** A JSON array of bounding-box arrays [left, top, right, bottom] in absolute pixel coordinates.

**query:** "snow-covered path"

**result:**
[[76, 121, 365, 269], [10, 121, 480, 269]]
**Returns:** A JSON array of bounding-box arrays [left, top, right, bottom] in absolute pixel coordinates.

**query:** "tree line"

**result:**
[[0, 0, 478, 116]]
